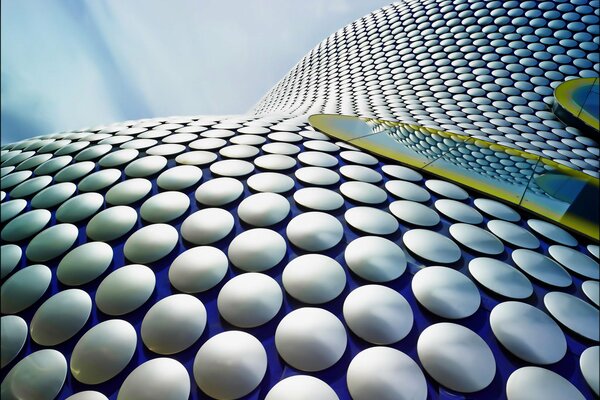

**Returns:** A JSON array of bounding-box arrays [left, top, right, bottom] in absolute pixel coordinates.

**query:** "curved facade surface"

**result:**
[[254, 0, 600, 176], [1, 1, 599, 400]]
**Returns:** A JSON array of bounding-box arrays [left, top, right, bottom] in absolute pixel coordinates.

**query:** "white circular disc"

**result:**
[[490, 301, 566, 365], [141, 294, 207, 355], [168, 246, 228, 293], [403, 229, 461, 264], [548, 245, 599, 279], [0, 315, 27, 368], [544, 291, 599, 341], [435, 199, 483, 224], [70, 319, 137, 384], [344, 207, 399, 235], [511, 249, 572, 287], [343, 285, 413, 345], [417, 322, 496, 393], [412, 266, 480, 319], [30, 289, 92, 346], [487, 220, 540, 249], [1, 264, 51, 314], [468, 257, 533, 299], [580, 346, 600, 396], [282, 254, 346, 304], [344, 236, 407, 282], [228, 228, 287, 272], [347, 347, 427, 400], [181, 208, 234, 245], [389, 200, 440, 227], [449, 223, 504, 255], [275, 307, 347, 372], [217, 272, 282, 328], [265, 375, 338, 400], [506, 367, 585, 400], [286, 212, 343, 251], [193, 331, 267, 400], [117, 358, 190, 400], [0, 349, 67, 400], [140, 191, 190, 223], [57, 242, 113, 286], [86, 206, 137, 242], [194, 177, 243, 206], [237, 192, 290, 227], [293, 187, 344, 211], [95, 264, 155, 316], [247, 172, 294, 193], [123, 224, 178, 264]]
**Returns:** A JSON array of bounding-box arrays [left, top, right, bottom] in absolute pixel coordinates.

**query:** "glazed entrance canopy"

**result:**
[[310, 114, 600, 240]]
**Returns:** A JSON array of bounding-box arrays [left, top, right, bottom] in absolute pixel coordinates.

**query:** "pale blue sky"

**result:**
[[1, 0, 390, 144]]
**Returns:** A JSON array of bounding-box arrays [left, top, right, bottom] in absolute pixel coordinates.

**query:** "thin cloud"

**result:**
[[1, 0, 390, 142]]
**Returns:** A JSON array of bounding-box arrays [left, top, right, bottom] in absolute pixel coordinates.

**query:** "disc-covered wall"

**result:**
[[1, 0, 599, 399]]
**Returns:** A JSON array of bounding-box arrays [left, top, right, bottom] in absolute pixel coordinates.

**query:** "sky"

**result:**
[[1, 0, 390, 144]]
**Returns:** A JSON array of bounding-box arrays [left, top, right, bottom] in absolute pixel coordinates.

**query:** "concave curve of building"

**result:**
[[1, 1, 599, 400]]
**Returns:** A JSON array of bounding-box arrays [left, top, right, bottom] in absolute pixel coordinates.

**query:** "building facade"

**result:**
[[1, 1, 599, 399]]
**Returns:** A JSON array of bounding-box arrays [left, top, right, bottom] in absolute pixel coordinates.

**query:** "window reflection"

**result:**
[[309, 114, 599, 240]]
